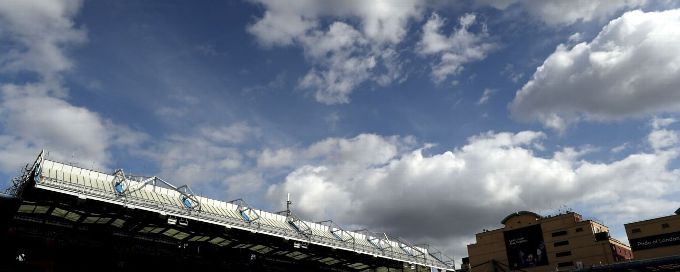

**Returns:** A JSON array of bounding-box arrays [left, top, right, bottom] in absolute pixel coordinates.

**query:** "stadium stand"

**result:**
[[0, 151, 454, 271]]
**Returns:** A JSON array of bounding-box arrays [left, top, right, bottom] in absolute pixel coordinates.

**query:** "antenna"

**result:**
[[286, 193, 292, 217]]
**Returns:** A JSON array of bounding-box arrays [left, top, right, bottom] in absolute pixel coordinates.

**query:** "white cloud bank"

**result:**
[[0, 84, 145, 172], [248, 0, 647, 104], [247, 1, 494, 104], [247, 0, 423, 104], [136, 122, 264, 200], [510, 9, 680, 131], [265, 126, 680, 256], [0, 0, 145, 173], [0, 0, 86, 81]]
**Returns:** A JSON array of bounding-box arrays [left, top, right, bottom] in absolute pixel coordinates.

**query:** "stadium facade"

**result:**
[[0, 151, 454, 271], [625, 209, 680, 260], [571, 210, 680, 272], [466, 211, 632, 272]]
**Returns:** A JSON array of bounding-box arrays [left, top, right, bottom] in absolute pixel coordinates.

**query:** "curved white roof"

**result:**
[[31, 154, 453, 270]]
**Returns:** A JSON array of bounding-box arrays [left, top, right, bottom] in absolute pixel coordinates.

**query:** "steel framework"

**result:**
[[20, 150, 454, 271]]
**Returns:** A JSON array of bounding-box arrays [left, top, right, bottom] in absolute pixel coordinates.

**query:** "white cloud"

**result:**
[[479, 0, 646, 25], [611, 142, 630, 153], [150, 134, 244, 188], [0, 0, 86, 80], [568, 32, 583, 43], [477, 88, 495, 105], [0, 83, 145, 172], [257, 148, 296, 168], [138, 120, 267, 197], [648, 119, 679, 151], [199, 122, 260, 144], [269, 165, 354, 220], [417, 13, 496, 83], [297, 22, 377, 104], [257, 133, 412, 170], [648, 129, 678, 151], [266, 129, 680, 257], [247, 8, 316, 47], [510, 9, 680, 130], [0, 0, 148, 176], [224, 171, 264, 199], [651, 117, 677, 129], [247, 0, 423, 104], [247, 0, 422, 46], [248, 1, 512, 103]]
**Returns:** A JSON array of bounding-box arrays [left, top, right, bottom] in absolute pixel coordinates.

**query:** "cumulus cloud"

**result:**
[[568, 32, 583, 43], [223, 171, 264, 199], [0, 0, 86, 80], [257, 148, 296, 169], [296, 22, 377, 104], [651, 117, 677, 130], [479, 0, 646, 25], [148, 122, 261, 189], [247, 0, 425, 104], [417, 13, 496, 84], [0, 83, 146, 172], [265, 129, 680, 257], [247, 8, 316, 47], [247, 0, 422, 46], [648, 117, 678, 151], [0, 0, 148, 174], [510, 9, 680, 131], [257, 134, 413, 170], [247, 1, 510, 103]]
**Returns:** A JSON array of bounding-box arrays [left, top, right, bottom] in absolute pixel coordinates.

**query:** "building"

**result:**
[[0, 151, 454, 271], [624, 209, 680, 260], [467, 211, 632, 272]]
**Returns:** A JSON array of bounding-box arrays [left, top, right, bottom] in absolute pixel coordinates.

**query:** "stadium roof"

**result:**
[[24, 151, 453, 270]]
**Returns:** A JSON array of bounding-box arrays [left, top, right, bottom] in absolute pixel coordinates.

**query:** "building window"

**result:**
[[662, 223, 670, 229], [552, 230, 568, 237], [557, 261, 574, 267], [554, 241, 569, 247], [556, 251, 572, 257], [575, 227, 583, 232], [631, 228, 641, 233]]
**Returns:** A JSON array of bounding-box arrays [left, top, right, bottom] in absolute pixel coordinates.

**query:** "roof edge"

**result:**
[[501, 211, 542, 225]]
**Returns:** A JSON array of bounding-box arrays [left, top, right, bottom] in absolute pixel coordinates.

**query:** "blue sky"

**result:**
[[2, 0, 680, 260]]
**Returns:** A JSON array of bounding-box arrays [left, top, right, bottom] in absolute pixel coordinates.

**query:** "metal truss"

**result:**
[[396, 237, 426, 258], [356, 229, 392, 252], [26, 152, 455, 271], [287, 213, 313, 238], [6, 150, 45, 196], [317, 220, 355, 244], [111, 170, 201, 211], [415, 243, 454, 267], [229, 198, 260, 223]]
